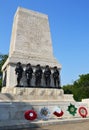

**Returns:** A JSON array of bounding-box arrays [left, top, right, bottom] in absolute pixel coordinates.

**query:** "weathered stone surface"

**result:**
[[8, 7, 60, 66], [1, 87, 74, 101], [0, 101, 88, 122], [9, 7, 59, 65]]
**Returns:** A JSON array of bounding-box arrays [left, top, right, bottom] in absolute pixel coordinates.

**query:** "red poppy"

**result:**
[[24, 110, 37, 121]]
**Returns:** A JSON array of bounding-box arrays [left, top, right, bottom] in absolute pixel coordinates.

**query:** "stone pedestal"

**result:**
[[1, 87, 74, 102]]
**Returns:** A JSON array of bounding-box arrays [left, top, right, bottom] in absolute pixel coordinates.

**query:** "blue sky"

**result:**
[[0, 0, 89, 86]]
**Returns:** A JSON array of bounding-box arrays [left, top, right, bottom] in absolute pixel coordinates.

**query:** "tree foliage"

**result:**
[[0, 54, 8, 90], [63, 74, 89, 101]]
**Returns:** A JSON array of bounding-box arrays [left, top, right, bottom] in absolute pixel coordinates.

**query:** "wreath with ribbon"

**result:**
[[67, 103, 77, 116], [78, 107, 88, 118], [39, 107, 50, 120], [53, 106, 64, 117], [24, 110, 37, 121]]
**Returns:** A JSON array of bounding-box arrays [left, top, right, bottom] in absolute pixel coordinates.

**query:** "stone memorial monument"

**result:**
[[0, 7, 88, 128], [2, 7, 61, 88], [0, 6, 83, 103], [1, 7, 65, 100]]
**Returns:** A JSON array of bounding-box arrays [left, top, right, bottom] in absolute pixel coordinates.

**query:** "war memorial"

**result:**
[[0, 7, 89, 129]]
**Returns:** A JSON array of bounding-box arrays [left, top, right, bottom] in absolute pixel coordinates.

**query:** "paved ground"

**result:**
[[0, 118, 89, 130], [22, 121, 89, 130]]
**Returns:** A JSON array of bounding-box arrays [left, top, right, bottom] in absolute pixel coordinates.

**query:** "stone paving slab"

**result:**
[[0, 118, 89, 130]]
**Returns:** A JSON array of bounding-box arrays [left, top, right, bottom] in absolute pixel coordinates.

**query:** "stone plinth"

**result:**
[[1, 87, 74, 102], [0, 100, 88, 123]]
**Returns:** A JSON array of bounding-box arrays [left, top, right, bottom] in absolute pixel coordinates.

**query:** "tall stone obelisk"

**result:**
[[2, 7, 61, 88]]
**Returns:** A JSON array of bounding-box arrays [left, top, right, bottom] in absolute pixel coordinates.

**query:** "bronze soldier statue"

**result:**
[[15, 62, 23, 87], [53, 66, 60, 88], [35, 64, 42, 86], [44, 65, 51, 87], [25, 63, 33, 87]]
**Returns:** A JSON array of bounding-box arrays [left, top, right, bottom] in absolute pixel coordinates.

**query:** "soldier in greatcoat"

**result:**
[[53, 66, 61, 88], [25, 63, 33, 86], [15, 62, 23, 86], [35, 64, 42, 86], [44, 65, 51, 87]]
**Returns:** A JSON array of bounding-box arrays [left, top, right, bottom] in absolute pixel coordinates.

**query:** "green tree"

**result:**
[[63, 74, 89, 101], [0, 53, 8, 91], [63, 84, 73, 94]]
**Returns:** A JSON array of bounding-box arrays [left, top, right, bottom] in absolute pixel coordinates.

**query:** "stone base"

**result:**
[[0, 87, 89, 126], [1, 87, 74, 101], [0, 117, 89, 130], [0, 100, 88, 123]]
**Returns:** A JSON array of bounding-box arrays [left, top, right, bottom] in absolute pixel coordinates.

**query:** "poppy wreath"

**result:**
[[78, 107, 88, 118], [24, 110, 37, 121], [53, 106, 64, 117], [39, 107, 50, 120]]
